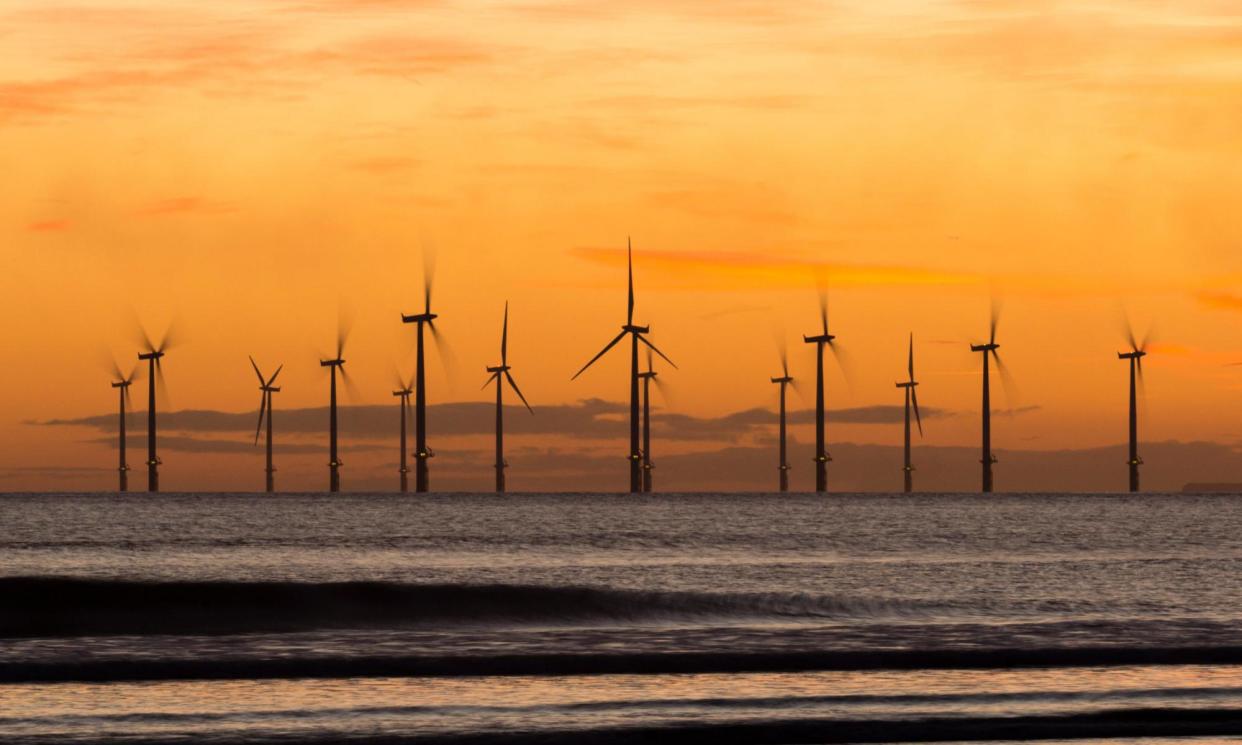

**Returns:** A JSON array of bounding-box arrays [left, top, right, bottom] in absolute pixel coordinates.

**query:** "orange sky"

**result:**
[[4, 0, 1242, 491]]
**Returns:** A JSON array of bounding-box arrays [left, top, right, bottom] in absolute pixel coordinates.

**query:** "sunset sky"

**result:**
[[4, 0, 1242, 491]]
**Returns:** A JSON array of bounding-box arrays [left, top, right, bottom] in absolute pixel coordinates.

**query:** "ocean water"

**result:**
[[2, 491, 1242, 743]]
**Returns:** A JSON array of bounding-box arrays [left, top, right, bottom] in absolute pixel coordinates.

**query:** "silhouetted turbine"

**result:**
[[319, 320, 351, 493], [803, 293, 841, 493], [110, 362, 138, 492], [770, 345, 794, 493], [393, 373, 413, 493], [895, 333, 923, 493], [484, 302, 533, 493], [970, 303, 1008, 493], [637, 347, 670, 493], [1119, 320, 1150, 493], [401, 257, 447, 493], [136, 324, 176, 493], [573, 238, 676, 493], [249, 356, 283, 493]]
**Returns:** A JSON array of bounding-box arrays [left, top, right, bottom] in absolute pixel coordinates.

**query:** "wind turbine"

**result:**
[[319, 320, 351, 493], [401, 258, 445, 493], [770, 346, 794, 493], [970, 303, 1008, 493], [110, 363, 138, 492], [637, 347, 669, 492], [895, 334, 923, 493], [249, 356, 283, 493], [484, 302, 533, 493], [137, 324, 175, 493], [572, 238, 676, 493], [1119, 321, 1150, 492], [803, 294, 841, 493], [393, 373, 413, 493]]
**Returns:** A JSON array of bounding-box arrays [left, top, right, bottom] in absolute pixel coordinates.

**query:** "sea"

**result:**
[[2, 491, 1242, 744]]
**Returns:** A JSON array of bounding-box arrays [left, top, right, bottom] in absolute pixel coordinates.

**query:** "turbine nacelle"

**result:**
[[804, 333, 836, 344], [392, 388, 413, 397], [770, 375, 793, 384], [896, 381, 919, 389], [138, 351, 164, 361], [1118, 350, 1147, 360], [261, 386, 281, 393], [623, 324, 650, 334], [320, 358, 345, 367], [111, 380, 132, 389], [970, 342, 1000, 353], [401, 312, 438, 324], [486, 365, 511, 374], [637, 370, 658, 380]]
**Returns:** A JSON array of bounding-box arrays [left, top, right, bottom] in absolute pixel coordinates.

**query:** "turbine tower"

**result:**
[[401, 261, 444, 493], [484, 302, 533, 493], [970, 304, 1007, 493], [895, 334, 923, 493], [249, 357, 283, 493], [1119, 322, 1149, 492], [572, 238, 676, 493], [393, 374, 413, 493], [319, 321, 351, 493], [770, 347, 794, 493], [637, 347, 668, 493], [803, 294, 841, 493], [110, 363, 137, 492], [137, 325, 175, 493]]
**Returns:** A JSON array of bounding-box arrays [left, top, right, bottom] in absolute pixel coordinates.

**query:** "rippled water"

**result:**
[[2, 492, 1241, 743]]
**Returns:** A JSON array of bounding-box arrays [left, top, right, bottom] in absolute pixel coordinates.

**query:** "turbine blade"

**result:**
[[505, 370, 533, 414], [989, 298, 1001, 345], [992, 349, 1017, 405], [129, 311, 156, 354], [423, 244, 437, 313], [652, 375, 674, 409], [249, 356, 265, 386], [638, 335, 677, 369], [911, 386, 924, 437], [779, 340, 788, 378], [572, 331, 627, 380], [501, 301, 509, 364], [819, 290, 829, 335], [1123, 312, 1138, 352], [124, 385, 133, 409], [482, 371, 499, 390], [157, 318, 183, 354], [1137, 356, 1146, 398], [254, 393, 267, 445], [337, 310, 353, 359], [267, 364, 283, 387], [111, 359, 125, 384], [339, 363, 363, 403], [428, 319, 460, 382], [827, 339, 855, 393], [908, 333, 915, 381], [155, 358, 171, 411], [627, 237, 635, 326]]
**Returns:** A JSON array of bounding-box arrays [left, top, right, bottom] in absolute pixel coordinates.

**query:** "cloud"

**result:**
[[573, 246, 979, 290], [40, 399, 954, 442], [1199, 291, 1242, 313], [136, 197, 235, 217], [25, 219, 70, 232]]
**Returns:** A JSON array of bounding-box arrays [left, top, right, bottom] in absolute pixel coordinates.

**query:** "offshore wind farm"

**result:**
[[99, 244, 1175, 496]]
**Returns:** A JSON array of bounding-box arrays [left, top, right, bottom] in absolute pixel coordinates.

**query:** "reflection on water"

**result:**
[[3, 666, 1242, 742]]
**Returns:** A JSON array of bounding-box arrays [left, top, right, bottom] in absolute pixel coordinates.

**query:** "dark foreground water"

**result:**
[[2, 491, 1242, 744]]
